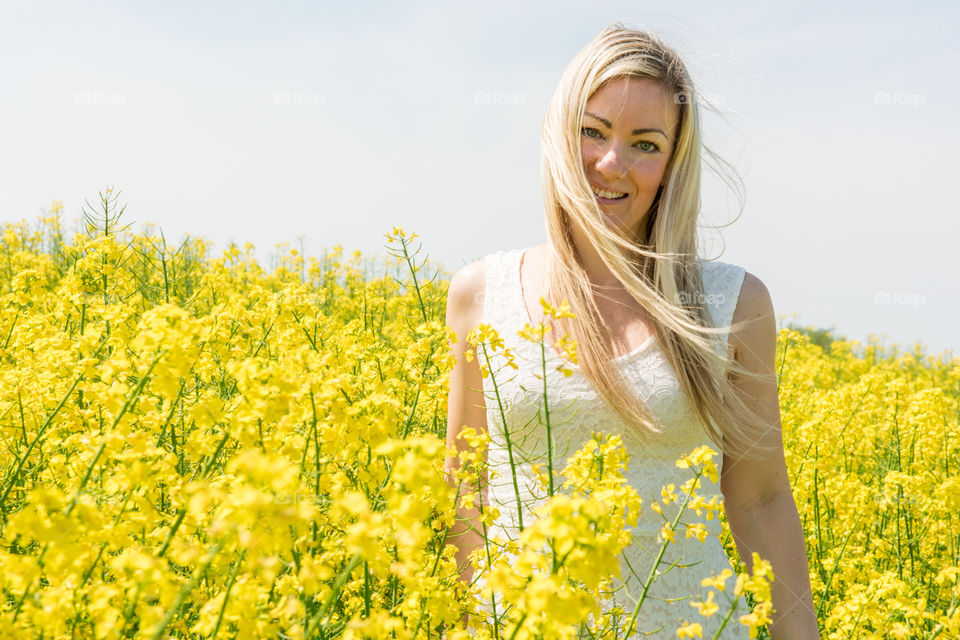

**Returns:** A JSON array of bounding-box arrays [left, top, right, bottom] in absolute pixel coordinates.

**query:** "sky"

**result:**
[[1, 0, 957, 357]]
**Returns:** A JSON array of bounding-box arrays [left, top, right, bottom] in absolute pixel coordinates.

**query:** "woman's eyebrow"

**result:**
[[584, 111, 668, 138]]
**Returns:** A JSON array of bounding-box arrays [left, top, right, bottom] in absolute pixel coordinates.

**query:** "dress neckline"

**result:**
[[515, 247, 658, 367]]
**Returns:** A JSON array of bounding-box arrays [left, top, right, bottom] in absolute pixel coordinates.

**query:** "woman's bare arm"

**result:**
[[443, 259, 490, 591], [721, 272, 821, 640]]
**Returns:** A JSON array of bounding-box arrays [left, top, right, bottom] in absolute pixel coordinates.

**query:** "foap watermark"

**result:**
[[678, 290, 726, 306], [273, 90, 325, 107], [873, 91, 926, 108], [474, 90, 526, 108], [74, 91, 126, 108], [873, 291, 926, 307], [674, 90, 726, 107], [472, 287, 525, 309], [273, 492, 327, 506], [70, 488, 133, 508], [871, 492, 918, 507]]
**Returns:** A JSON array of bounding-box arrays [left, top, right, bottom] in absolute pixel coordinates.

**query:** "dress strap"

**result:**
[[481, 249, 525, 337], [699, 260, 747, 353], [482, 252, 745, 358]]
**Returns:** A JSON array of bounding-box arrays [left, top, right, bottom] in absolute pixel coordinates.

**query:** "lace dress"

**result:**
[[472, 247, 750, 639]]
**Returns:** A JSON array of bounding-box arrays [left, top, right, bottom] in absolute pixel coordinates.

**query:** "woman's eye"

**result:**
[[581, 127, 601, 139], [581, 127, 659, 153]]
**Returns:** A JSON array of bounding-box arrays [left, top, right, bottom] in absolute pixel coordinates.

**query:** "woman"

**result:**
[[444, 22, 819, 639]]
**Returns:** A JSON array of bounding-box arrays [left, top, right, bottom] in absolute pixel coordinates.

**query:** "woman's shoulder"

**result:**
[[693, 258, 750, 331], [697, 259, 768, 310], [696, 259, 775, 343], [445, 246, 526, 323], [477, 245, 539, 282], [696, 257, 745, 281], [696, 258, 746, 301], [483, 245, 533, 262]]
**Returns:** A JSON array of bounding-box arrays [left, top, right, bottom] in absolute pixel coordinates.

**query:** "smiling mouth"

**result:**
[[591, 184, 628, 200]]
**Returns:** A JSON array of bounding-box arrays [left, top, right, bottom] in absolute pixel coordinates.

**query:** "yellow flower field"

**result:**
[[0, 192, 957, 639]]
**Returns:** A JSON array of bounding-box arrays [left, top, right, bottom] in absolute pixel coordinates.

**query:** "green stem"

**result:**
[[0, 340, 107, 518], [624, 470, 699, 637], [710, 590, 740, 640], [156, 506, 188, 559], [304, 553, 363, 638], [539, 336, 554, 497], [63, 351, 163, 517], [209, 552, 245, 640], [148, 539, 224, 640], [479, 340, 524, 531], [815, 511, 862, 620]]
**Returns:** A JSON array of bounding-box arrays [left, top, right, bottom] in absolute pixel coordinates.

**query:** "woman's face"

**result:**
[[580, 76, 680, 236]]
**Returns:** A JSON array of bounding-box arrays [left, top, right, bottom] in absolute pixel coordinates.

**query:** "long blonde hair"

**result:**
[[540, 22, 776, 459]]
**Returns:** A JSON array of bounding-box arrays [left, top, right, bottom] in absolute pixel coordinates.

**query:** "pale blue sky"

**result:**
[[1, 0, 957, 356]]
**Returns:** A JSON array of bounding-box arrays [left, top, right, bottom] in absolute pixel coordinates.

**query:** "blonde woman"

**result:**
[[444, 22, 819, 639]]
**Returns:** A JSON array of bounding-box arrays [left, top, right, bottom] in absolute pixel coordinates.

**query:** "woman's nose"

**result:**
[[595, 143, 626, 178]]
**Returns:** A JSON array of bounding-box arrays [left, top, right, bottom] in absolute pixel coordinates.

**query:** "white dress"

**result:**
[[472, 247, 751, 639]]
